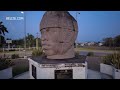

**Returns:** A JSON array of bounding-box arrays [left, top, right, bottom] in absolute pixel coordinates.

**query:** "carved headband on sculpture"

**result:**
[[40, 27, 77, 31]]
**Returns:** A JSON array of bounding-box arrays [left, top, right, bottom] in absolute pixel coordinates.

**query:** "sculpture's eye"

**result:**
[[41, 29, 46, 34], [59, 41, 64, 43], [50, 28, 57, 33]]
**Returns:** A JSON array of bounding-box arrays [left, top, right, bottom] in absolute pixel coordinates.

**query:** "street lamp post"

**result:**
[[75, 11, 80, 48], [21, 11, 27, 57]]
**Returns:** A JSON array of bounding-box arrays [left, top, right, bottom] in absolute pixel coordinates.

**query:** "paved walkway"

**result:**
[[13, 71, 30, 79], [87, 69, 101, 79], [13, 69, 112, 79]]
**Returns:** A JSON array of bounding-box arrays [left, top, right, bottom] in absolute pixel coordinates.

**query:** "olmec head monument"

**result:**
[[40, 11, 78, 59]]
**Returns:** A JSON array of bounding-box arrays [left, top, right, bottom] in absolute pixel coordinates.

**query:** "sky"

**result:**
[[0, 11, 120, 43]]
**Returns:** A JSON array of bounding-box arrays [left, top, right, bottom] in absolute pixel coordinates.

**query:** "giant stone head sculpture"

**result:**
[[40, 11, 78, 59]]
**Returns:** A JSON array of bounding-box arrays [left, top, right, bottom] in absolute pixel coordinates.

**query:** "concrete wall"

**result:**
[[100, 63, 113, 76], [29, 59, 38, 79], [0, 67, 12, 79], [37, 68, 55, 79], [100, 63, 120, 79], [28, 58, 87, 79], [113, 69, 120, 79]]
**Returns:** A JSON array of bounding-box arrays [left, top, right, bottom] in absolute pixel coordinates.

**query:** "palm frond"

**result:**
[[0, 23, 8, 35]]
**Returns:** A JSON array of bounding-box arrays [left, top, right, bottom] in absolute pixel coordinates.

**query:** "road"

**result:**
[[0, 51, 32, 58], [0, 49, 116, 58]]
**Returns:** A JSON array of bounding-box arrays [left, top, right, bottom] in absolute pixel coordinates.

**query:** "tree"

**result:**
[[114, 35, 120, 47], [26, 33, 35, 48], [12, 38, 24, 48], [102, 35, 120, 47], [0, 21, 8, 47], [0, 22, 8, 35], [103, 37, 113, 47], [26, 33, 42, 48]]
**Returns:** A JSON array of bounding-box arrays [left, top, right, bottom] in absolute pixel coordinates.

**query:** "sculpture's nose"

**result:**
[[41, 34, 47, 41]]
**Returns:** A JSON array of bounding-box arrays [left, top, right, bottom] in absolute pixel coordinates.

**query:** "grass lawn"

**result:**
[[0, 51, 32, 58], [0, 50, 32, 54], [75, 47, 119, 53]]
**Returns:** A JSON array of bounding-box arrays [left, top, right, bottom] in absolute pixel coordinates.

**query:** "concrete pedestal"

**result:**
[[28, 56, 87, 79]]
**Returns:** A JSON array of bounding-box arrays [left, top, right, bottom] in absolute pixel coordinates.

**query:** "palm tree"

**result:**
[[0, 21, 8, 46], [26, 33, 35, 48], [0, 21, 8, 35]]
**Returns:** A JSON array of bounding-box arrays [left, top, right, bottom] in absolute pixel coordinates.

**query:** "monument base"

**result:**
[[28, 56, 87, 79]]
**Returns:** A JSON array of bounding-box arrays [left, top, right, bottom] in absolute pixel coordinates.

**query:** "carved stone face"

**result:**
[[41, 28, 60, 56], [40, 11, 78, 59]]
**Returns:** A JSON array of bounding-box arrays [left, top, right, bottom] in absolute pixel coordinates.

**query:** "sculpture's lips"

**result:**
[[42, 45, 51, 50], [42, 44, 50, 46], [41, 41, 51, 45]]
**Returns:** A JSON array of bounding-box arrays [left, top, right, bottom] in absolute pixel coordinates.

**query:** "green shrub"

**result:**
[[102, 55, 112, 65], [87, 52, 94, 56], [32, 48, 43, 56], [11, 54, 19, 59], [75, 51, 86, 60], [75, 51, 80, 58], [0, 57, 14, 70], [103, 52, 120, 69]]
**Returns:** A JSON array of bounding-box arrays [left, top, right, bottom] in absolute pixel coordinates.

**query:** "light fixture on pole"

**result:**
[[21, 11, 24, 14]]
